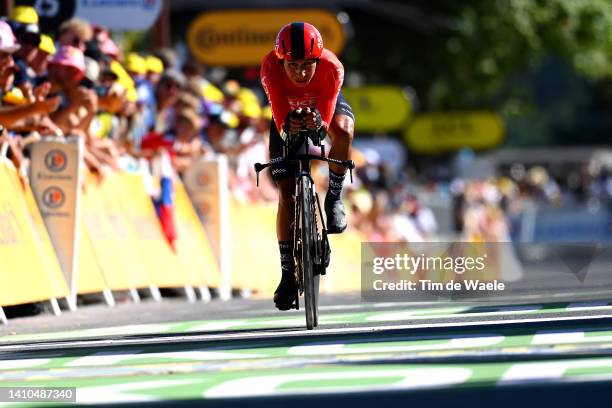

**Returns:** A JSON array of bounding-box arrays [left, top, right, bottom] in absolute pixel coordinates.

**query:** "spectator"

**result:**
[[46, 45, 97, 135], [0, 20, 59, 130], [154, 69, 185, 133], [9, 6, 41, 92], [145, 55, 164, 86], [170, 109, 207, 174], [30, 34, 55, 76], [58, 18, 92, 52]]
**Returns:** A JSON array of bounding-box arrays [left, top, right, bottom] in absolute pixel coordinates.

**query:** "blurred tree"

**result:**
[[342, 0, 612, 145], [432, 0, 612, 109]]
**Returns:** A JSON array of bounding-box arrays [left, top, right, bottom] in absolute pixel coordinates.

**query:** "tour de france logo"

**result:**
[[42, 186, 66, 209], [44, 150, 68, 172]]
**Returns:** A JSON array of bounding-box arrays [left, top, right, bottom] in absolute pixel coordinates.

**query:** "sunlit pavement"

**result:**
[[2, 295, 612, 406]]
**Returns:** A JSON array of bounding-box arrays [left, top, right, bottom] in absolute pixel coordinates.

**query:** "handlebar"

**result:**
[[255, 114, 355, 187], [254, 153, 355, 187]]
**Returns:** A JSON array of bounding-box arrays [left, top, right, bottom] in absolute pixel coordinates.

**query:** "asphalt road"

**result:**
[[3, 291, 612, 406]]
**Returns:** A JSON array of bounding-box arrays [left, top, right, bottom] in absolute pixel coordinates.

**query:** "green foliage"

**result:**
[[431, 0, 612, 108]]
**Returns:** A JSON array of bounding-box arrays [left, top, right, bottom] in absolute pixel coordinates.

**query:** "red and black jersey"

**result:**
[[260, 48, 344, 134]]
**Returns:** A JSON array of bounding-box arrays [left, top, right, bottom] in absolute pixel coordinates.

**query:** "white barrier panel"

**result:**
[[29, 138, 83, 309], [183, 155, 231, 300]]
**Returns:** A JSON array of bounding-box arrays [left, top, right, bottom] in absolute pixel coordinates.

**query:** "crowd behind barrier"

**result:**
[[0, 6, 369, 319], [1, 8, 610, 319]]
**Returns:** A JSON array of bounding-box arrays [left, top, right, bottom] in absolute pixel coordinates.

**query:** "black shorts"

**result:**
[[269, 91, 354, 182]]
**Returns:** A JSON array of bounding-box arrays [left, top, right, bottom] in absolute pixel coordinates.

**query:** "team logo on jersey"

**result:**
[[42, 186, 65, 209], [44, 150, 67, 172]]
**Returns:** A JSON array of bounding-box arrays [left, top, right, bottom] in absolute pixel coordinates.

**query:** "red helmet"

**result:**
[[274, 22, 323, 61]]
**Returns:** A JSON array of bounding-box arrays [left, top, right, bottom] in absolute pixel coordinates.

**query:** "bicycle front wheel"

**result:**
[[299, 175, 319, 329]]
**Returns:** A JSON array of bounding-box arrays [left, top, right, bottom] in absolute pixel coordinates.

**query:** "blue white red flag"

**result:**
[[152, 150, 177, 250]]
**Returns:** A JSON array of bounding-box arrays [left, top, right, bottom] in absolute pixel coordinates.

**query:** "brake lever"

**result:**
[[347, 160, 355, 183], [254, 162, 269, 187]]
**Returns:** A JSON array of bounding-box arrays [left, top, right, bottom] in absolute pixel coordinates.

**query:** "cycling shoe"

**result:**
[[324, 196, 347, 234], [273, 273, 298, 310]]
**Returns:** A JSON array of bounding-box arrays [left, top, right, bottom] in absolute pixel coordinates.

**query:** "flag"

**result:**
[[152, 150, 177, 250]]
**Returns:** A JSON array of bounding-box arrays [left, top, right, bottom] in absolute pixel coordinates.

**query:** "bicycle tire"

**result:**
[[299, 175, 319, 329]]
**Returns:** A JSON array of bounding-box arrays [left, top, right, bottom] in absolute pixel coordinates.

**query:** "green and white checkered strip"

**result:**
[[2, 301, 611, 344], [1, 301, 612, 405]]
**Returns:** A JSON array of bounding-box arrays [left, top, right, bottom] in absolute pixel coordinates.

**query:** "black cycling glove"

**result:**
[[309, 108, 323, 131], [282, 111, 301, 139]]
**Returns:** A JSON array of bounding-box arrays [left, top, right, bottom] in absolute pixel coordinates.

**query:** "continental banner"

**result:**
[[29, 138, 83, 305], [187, 9, 346, 66]]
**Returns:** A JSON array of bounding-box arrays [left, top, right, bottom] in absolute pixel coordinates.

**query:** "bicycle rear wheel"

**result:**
[[299, 175, 319, 329]]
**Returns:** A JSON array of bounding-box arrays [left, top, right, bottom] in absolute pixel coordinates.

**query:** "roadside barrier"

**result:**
[[1, 140, 368, 323], [1, 161, 70, 304], [81, 170, 147, 296], [229, 199, 279, 294], [0, 158, 69, 322], [174, 179, 221, 298], [183, 156, 231, 300], [112, 172, 195, 298], [228, 197, 366, 295], [77, 218, 111, 302], [1, 141, 222, 323]]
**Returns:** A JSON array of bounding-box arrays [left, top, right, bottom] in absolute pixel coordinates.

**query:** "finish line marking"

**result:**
[[2, 313, 612, 354]]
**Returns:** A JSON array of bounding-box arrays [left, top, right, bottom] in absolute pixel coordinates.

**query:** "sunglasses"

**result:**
[[71, 37, 86, 48]]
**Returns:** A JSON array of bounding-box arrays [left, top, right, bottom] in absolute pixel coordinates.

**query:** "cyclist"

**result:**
[[260, 22, 355, 310]]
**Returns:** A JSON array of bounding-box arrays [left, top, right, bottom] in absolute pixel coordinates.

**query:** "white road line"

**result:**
[[2, 313, 612, 353], [204, 367, 472, 398]]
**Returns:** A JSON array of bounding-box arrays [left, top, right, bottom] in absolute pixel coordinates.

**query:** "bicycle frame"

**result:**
[[254, 128, 354, 328]]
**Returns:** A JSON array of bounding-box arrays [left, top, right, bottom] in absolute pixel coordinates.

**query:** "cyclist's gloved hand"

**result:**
[[303, 107, 322, 131], [282, 110, 304, 138]]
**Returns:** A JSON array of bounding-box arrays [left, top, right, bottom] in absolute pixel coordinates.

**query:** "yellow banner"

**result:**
[[228, 198, 366, 296], [187, 9, 346, 66], [114, 173, 191, 289], [98, 172, 152, 289], [1, 162, 68, 300], [343, 86, 412, 132], [0, 161, 64, 306], [174, 180, 221, 288], [81, 171, 152, 291], [404, 111, 504, 154], [77, 219, 108, 295], [230, 199, 279, 293]]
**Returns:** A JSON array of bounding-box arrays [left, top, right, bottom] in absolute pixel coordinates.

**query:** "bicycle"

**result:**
[[254, 112, 354, 330]]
